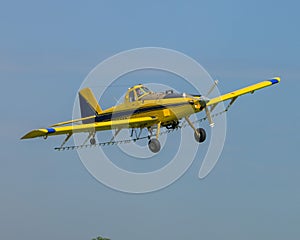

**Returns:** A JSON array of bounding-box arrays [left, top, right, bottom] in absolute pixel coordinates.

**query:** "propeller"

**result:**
[[198, 96, 214, 127], [193, 80, 219, 127], [205, 105, 215, 127], [205, 80, 218, 127], [206, 80, 219, 96]]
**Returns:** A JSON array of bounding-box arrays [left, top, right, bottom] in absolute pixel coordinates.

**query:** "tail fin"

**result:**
[[79, 88, 102, 123]]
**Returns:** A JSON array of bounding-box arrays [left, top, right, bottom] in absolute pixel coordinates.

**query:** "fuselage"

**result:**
[[95, 92, 203, 128]]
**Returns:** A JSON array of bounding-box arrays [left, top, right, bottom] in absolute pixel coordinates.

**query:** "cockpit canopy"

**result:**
[[125, 85, 151, 102]]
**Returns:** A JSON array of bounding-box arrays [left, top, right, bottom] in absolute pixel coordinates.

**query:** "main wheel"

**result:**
[[148, 139, 161, 153], [194, 128, 206, 143], [90, 138, 96, 145]]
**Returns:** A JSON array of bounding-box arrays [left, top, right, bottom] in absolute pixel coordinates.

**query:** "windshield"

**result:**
[[141, 86, 151, 93], [127, 86, 152, 102], [135, 86, 151, 98], [135, 87, 144, 97]]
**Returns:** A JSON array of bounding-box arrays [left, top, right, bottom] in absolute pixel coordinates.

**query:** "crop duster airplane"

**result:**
[[21, 77, 280, 152]]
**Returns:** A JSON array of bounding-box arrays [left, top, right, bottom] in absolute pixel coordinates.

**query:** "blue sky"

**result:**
[[0, 0, 299, 239]]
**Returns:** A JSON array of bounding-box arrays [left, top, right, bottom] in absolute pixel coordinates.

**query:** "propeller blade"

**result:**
[[206, 80, 219, 97], [205, 107, 215, 127]]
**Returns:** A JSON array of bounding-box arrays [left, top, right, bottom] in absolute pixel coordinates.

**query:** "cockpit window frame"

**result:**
[[135, 87, 145, 98], [128, 90, 136, 102], [126, 85, 152, 103]]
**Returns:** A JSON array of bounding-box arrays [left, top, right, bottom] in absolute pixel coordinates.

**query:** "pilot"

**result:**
[[136, 88, 143, 97]]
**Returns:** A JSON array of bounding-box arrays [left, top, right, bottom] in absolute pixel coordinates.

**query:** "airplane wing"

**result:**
[[207, 77, 280, 106], [21, 116, 158, 139]]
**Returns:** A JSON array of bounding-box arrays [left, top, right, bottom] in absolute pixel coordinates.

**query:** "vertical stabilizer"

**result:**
[[79, 88, 102, 123]]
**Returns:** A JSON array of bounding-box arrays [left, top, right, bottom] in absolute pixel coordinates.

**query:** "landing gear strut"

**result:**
[[82, 131, 96, 145], [185, 117, 206, 143]]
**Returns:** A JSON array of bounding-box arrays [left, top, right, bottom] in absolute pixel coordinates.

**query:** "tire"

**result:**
[[148, 139, 161, 153], [90, 138, 96, 145], [194, 128, 206, 143]]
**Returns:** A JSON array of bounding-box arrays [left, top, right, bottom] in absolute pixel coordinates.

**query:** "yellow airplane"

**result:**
[[21, 77, 280, 152]]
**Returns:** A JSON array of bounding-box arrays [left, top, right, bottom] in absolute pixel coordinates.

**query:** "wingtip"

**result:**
[[20, 129, 48, 139], [20, 134, 31, 140], [274, 76, 281, 82], [269, 77, 281, 84]]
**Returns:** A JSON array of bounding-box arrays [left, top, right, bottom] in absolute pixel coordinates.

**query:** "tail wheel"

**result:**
[[90, 138, 96, 145], [148, 139, 161, 153], [194, 128, 206, 143]]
